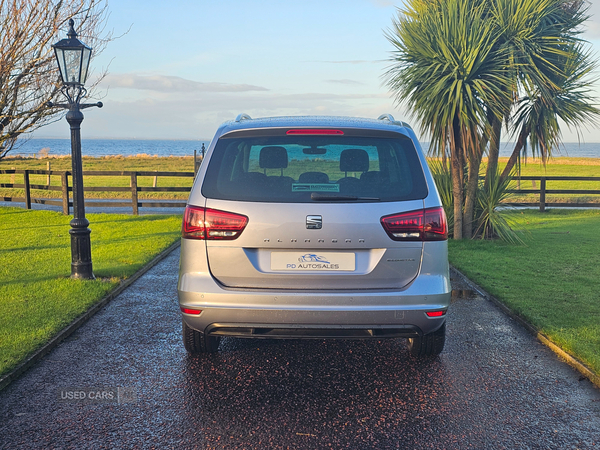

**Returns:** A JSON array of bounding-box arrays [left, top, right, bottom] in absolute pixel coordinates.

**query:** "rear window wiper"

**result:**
[[311, 193, 380, 202]]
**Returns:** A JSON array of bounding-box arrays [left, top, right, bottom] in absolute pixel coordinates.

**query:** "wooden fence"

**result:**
[[1, 170, 599, 214], [0, 169, 194, 215], [505, 176, 600, 211]]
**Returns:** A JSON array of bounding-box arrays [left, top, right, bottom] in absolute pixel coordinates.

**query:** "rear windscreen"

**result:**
[[201, 133, 428, 202]]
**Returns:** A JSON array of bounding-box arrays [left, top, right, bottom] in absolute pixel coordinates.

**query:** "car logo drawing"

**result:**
[[298, 254, 331, 264]]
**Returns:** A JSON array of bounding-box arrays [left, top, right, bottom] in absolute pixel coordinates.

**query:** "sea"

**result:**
[[10, 139, 207, 158], [7, 138, 600, 159]]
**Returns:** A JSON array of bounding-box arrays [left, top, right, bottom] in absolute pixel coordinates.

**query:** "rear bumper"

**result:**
[[178, 279, 450, 338], [178, 236, 451, 339]]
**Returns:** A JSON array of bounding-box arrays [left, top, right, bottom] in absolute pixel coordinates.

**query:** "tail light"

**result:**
[[180, 307, 202, 315], [182, 205, 248, 240], [381, 207, 447, 241]]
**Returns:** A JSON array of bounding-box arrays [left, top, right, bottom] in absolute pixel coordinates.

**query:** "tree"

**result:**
[[385, 0, 598, 240], [485, 0, 598, 182], [0, 0, 110, 159], [385, 0, 511, 239]]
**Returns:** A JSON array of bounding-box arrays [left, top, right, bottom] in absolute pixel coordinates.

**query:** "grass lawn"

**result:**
[[449, 208, 600, 376], [0, 207, 181, 378]]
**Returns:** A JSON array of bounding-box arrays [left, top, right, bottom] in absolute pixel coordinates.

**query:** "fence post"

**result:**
[[10, 167, 15, 184], [539, 177, 546, 212], [194, 144, 205, 175], [47, 161, 51, 186], [153, 170, 158, 188], [24, 170, 31, 209], [131, 172, 139, 215], [62, 171, 70, 215]]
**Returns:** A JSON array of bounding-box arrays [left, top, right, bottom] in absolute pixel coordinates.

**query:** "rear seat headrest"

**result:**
[[340, 149, 369, 172], [260, 146, 288, 169]]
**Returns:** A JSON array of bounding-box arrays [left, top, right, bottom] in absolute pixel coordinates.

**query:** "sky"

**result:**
[[35, 0, 600, 143]]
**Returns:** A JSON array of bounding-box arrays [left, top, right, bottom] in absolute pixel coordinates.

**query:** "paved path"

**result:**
[[0, 248, 599, 449]]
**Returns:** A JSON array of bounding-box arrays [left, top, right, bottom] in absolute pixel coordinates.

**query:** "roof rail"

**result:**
[[235, 113, 252, 122], [377, 114, 413, 130], [377, 114, 395, 122]]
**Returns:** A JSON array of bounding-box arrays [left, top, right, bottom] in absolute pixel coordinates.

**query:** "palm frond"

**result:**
[[475, 170, 526, 244]]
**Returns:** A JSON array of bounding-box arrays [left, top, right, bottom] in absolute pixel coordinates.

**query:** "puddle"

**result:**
[[451, 289, 479, 302]]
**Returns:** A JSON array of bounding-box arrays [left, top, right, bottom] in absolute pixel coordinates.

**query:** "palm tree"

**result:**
[[386, 0, 598, 240], [385, 0, 510, 239]]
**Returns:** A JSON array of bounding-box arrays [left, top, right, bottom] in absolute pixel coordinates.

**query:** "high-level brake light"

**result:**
[[182, 206, 248, 240], [381, 207, 448, 241], [286, 129, 344, 135]]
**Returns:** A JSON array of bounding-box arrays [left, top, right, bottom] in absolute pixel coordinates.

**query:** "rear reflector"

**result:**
[[426, 311, 446, 317], [381, 207, 448, 241], [181, 307, 202, 315], [182, 205, 248, 240], [286, 129, 344, 135]]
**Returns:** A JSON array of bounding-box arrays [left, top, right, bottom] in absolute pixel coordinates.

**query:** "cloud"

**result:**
[[325, 79, 365, 85], [583, 1, 600, 39], [101, 73, 269, 93], [370, 0, 395, 7], [36, 88, 398, 140]]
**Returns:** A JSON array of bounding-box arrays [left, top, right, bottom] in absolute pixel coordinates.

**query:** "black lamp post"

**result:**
[[48, 19, 102, 279]]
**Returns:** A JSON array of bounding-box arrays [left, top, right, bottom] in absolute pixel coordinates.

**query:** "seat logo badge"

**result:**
[[306, 215, 322, 229]]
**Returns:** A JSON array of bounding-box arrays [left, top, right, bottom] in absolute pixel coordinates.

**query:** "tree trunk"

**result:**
[[451, 118, 464, 240], [500, 127, 528, 181], [463, 152, 482, 239], [484, 115, 502, 192], [451, 150, 463, 240]]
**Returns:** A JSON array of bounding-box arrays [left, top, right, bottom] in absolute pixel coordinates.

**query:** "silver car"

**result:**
[[178, 114, 450, 357]]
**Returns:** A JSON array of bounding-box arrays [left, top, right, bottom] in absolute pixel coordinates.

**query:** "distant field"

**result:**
[[0, 156, 196, 200], [1, 155, 599, 203]]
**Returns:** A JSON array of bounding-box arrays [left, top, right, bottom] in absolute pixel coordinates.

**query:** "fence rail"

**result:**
[[504, 175, 600, 211], [0, 169, 193, 215], [1, 170, 599, 214]]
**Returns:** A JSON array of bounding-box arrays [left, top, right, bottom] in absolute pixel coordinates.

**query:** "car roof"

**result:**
[[216, 114, 414, 136]]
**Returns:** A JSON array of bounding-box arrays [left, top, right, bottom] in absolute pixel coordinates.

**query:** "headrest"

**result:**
[[298, 172, 329, 183], [340, 149, 369, 172], [259, 146, 288, 169]]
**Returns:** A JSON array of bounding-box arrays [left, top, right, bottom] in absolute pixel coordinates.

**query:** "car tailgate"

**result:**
[[205, 200, 424, 290]]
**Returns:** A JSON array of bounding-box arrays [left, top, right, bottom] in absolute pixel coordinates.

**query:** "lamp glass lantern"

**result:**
[[52, 19, 92, 86]]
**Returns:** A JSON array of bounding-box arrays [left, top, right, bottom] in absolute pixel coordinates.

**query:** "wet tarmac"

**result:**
[[0, 248, 599, 449]]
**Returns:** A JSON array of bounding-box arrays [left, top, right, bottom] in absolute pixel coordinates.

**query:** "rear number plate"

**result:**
[[271, 252, 355, 271]]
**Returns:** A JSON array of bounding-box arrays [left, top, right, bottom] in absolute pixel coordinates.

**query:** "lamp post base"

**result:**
[[69, 218, 94, 280]]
